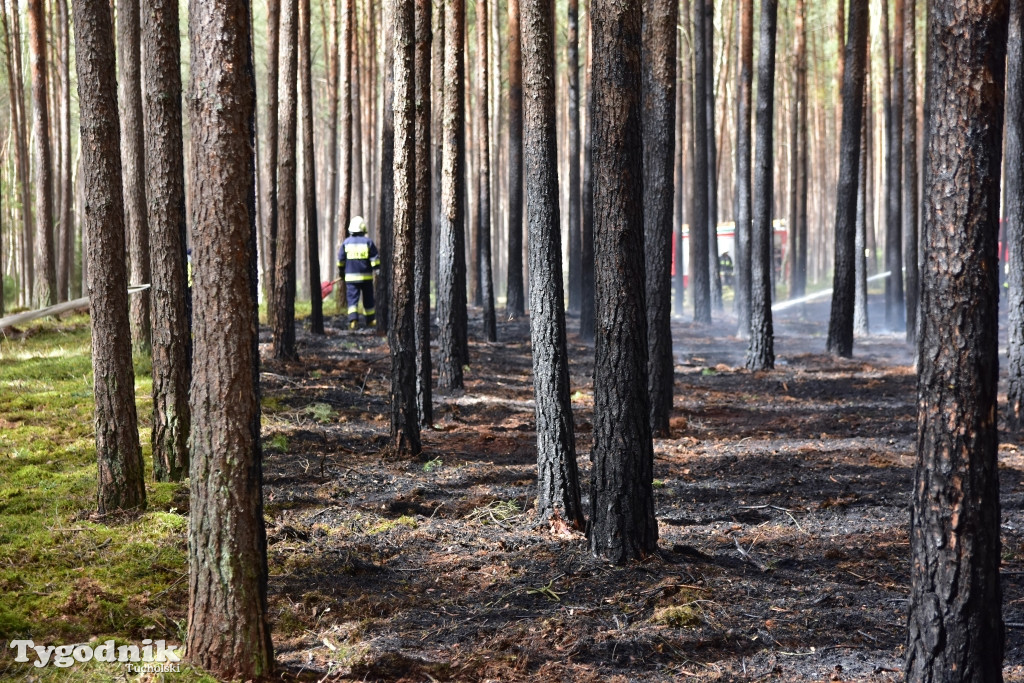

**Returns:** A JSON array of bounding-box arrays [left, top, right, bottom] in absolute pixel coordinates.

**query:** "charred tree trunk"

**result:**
[[73, 0, 146, 514], [300, 0, 323, 334], [705, 0, 721, 310], [391, 0, 421, 455], [143, 0, 191, 482], [28, 0, 56, 308], [118, 0, 151, 353], [324, 0, 339, 296], [674, 5, 687, 320], [377, 2, 394, 333], [185, 0, 274, 676], [1009, 0, 1024, 432], [903, 0, 919, 344], [735, 0, 753, 338], [882, 0, 905, 331], [414, 0, 433, 427], [437, 0, 468, 390], [643, 0, 677, 437], [906, 1, 1007, 677], [273, 0, 299, 361], [745, 0, 778, 371], [825, 0, 868, 358], [786, 0, 806, 300], [520, 0, 584, 528], [690, 0, 711, 324], [476, 0, 496, 341], [589, 0, 657, 564], [854, 70, 869, 337], [566, 0, 581, 317], [266, 0, 280, 314], [579, 24, 595, 342], [505, 0, 525, 321]]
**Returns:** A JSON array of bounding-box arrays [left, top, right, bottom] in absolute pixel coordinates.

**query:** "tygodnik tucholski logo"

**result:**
[[9, 638, 182, 673]]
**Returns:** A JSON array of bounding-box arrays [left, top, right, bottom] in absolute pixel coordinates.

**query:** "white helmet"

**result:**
[[349, 216, 368, 235]]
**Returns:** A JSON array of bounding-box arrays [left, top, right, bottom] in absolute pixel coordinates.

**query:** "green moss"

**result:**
[[651, 604, 703, 628], [367, 515, 418, 535]]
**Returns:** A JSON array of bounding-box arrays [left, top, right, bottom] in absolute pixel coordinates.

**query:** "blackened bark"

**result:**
[[906, 2, 1007, 677], [589, 0, 658, 564], [273, 0, 299, 361], [854, 72, 869, 337], [300, 0, 323, 334], [391, 0, 421, 456], [903, 0, 919, 344], [566, 0, 581, 317], [378, 2, 394, 333], [73, 0, 145, 515], [265, 0, 280, 314], [118, 0, 151, 353], [143, 0, 190, 482], [643, 0, 677, 437], [786, 0, 805, 300], [476, 0, 496, 341], [437, 0, 467, 390], [28, 0, 56, 308], [735, 0, 753, 338], [414, 0, 433, 427], [673, 10, 686, 320], [520, 0, 584, 528], [1009, 0, 1024, 432], [705, 0, 721, 311], [580, 23, 595, 343], [186, 0, 274, 676], [505, 0, 525, 321], [825, 0, 867, 358], [882, 0, 905, 331], [690, 0, 711, 324], [745, 0, 778, 371]]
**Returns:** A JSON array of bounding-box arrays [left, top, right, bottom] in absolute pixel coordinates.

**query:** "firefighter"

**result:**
[[337, 216, 381, 329]]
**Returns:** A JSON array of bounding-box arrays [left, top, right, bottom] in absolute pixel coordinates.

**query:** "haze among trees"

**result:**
[[1, 0, 1023, 680]]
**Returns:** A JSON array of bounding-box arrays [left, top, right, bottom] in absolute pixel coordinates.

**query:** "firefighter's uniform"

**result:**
[[337, 216, 381, 328]]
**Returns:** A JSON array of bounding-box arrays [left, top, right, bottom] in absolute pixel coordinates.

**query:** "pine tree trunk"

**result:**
[[143, 0, 190, 482], [300, 0, 323, 334], [72, 0, 145, 514], [273, 0, 299, 360], [786, 0, 805, 301], [506, 0, 525, 321], [338, 0, 354, 316], [437, 0, 467, 390], [882, 0, 905, 330], [520, 0, 584, 529], [705, 0, 722, 311], [903, 0, 919, 344], [906, 2, 1007, 677], [28, 0, 56, 308], [185, 0, 274, 676], [377, 1, 393, 333], [825, 0, 868, 358], [734, 0, 752, 338], [118, 0, 151, 354], [56, 0, 71, 302], [589, 0, 657, 563], [579, 20, 595, 342], [266, 0, 280, 316], [414, 0, 433, 427], [476, 0, 496, 341], [566, 0, 581, 317], [690, 0, 711, 324], [673, 14, 685, 319], [745, 0, 778, 371], [643, 0, 677, 437], [324, 0, 339, 293], [1007, 0, 1024, 431], [854, 71, 869, 337]]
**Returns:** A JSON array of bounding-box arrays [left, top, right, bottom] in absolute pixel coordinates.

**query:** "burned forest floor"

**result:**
[[4, 296, 1024, 682], [254, 297, 1024, 683]]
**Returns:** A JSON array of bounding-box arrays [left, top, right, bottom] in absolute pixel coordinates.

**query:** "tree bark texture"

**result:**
[[28, 0, 56, 308], [323, 0, 339, 291], [854, 74, 869, 337], [143, 0, 191, 482], [566, 0, 581, 316], [273, 0, 299, 361], [56, 0, 72, 302], [705, 0, 722, 311], [186, 0, 274, 675], [118, 0, 151, 353], [390, 0, 421, 456], [906, 2, 1007, 678], [414, 0, 433, 427], [735, 0, 753, 337], [690, 0, 711, 324], [882, 0, 905, 331], [1009, 0, 1024, 432], [73, 0, 146, 514], [437, 0, 467, 390], [377, 1, 394, 333], [3, 0, 34, 305], [745, 0, 778, 371], [505, 0, 525, 321], [300, 0, 323, 334], [825, 0, 868, 358], [903, 0, 920, 344], [643, 0, 677, 438], [786, 0, 806, 300], [589, 0, 658, 564], [476, 0, 496, 341], [579, 29, 595, 343], [265, 0, 280, 315], [520, 0, 585, 529]]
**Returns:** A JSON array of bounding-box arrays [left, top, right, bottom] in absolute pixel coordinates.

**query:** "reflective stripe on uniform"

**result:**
[[345, 243, 370, 260], [370, 256, 381, 268], [348, 306, 359, 314], [345, 273, 374, 282], [363, 308, 375, 316]]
